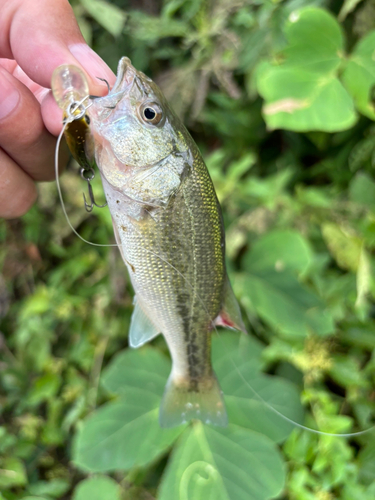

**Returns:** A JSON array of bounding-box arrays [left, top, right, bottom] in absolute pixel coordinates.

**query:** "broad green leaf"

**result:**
[[158, 422, 285, 500], [260, 71, 356, 132], [245, 230, 313, 274], [80, 0, 126, 37], [212, 333, 304, 443], [73, 394, 183, 472], [238, 269, 334, 338], [102, 347, 170, 396], [342, 30, 375, 120], [282, 8, 343, 74], [256, 8, 357, 131], [72, 348, 184, 472], [72, 476, 120, 500]]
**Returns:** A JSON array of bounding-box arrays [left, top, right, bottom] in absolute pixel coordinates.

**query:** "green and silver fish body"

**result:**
[[87, 57, 246, 428]]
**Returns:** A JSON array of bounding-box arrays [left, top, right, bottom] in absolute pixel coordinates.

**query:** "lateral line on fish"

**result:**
[[183, 181, 200, 381], [54, 103, 374, 439]]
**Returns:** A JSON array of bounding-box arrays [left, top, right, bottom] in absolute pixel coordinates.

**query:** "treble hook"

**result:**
[[80, 167, 107, 212]]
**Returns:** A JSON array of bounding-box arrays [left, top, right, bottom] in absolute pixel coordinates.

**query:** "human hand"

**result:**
[[0, 0, 115, 218]]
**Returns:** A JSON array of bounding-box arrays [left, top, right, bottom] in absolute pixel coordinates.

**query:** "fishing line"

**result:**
[[54, 107, 375, 439], [55, 121, 118, 248]]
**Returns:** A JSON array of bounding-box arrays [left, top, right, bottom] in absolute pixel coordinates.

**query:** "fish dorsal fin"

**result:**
[[129, 297, 160, 348], [214, 276, 247, 333]]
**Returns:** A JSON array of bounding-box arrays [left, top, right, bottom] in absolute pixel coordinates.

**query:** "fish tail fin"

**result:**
[[159, 372, 228, 428]]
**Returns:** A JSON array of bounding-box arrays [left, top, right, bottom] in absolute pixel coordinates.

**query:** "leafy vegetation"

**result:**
[[1, 0, 375, 499]]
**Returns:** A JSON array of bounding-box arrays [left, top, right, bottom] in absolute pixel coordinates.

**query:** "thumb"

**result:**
[[2, 0, 116, 135]]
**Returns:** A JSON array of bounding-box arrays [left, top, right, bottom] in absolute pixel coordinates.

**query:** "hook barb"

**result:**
[[81, 169, 107, 212]]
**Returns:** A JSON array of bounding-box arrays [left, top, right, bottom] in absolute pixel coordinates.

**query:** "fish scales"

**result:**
[[106, 152, 224, 382], [71, 57, 246, 427]]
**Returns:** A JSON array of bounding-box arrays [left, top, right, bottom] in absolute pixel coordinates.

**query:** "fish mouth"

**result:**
[[110, 57, 136, 95], [87, 58, 137, 122]]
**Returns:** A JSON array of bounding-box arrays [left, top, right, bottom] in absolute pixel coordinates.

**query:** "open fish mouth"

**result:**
[[110, 57, 135, 95], [88, 58, 137, 119]]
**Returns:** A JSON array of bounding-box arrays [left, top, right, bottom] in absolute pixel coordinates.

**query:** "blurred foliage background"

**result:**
[[1, 0, 375, 499]]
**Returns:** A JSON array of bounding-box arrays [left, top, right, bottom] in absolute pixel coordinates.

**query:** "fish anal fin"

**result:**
[[129, 298, 160, 348], [214, 276, 247, 334], [159, 373, 228, 428]]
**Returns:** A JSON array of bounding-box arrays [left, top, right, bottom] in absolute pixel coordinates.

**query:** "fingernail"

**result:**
[[0, 72, 20, 120], [69, 43, 115, 87]]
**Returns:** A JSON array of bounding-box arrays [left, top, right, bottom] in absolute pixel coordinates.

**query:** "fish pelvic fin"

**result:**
[[159, 372, 228, 428], [214, 275, 247, 334], [129, 297, 160, 348]]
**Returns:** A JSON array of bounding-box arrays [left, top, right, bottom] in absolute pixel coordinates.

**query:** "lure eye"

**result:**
[[140, 102, 163, 125]]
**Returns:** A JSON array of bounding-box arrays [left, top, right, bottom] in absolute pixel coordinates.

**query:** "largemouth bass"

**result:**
[[63, 57, 246, 428]]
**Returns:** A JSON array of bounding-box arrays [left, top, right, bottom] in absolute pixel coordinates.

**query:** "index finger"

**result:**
[[1, 0, 116, 95]]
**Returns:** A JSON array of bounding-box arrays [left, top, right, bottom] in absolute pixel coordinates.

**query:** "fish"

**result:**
[[65, 57, 246, 428]]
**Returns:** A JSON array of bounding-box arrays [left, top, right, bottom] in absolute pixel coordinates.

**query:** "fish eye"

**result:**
[[140, 102, 163, 125], [144, 107, 156, 120]]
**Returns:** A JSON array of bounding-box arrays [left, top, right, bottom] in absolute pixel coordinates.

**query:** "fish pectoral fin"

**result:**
[[129, 298, 160, 348], [159, 373, 228, 428], [214, 276, 247, 334], [125, 158, 183, 208]]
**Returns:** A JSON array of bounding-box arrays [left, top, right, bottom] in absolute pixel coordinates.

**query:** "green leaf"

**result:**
[[212, 333, 304, 443], [239, 269, 334, 338], [321, 223, 362, 272], [244, 168, 294, 208], [158, 422, 285, 500], [256, 8, 357, 131], [282, 8, 343, 74], [355, 246, 371, 311], [342, 30, 375, 120], [28, 373, 61, 405], [102, 347, 169, 396], [80, 0, 126, 37], [27, 479, 70, 498], [349, 172, 375, 210], [0, 457, 27, 489], [72, 347, 184, 472], [72, 476, 120, 500], [358, 437, 375, 485], [245, 230, 313, 275]]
